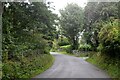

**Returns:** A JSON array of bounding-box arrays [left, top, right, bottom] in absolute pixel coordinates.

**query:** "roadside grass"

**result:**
[[86, 52, 120, 79], [2, 54, 54, 79]]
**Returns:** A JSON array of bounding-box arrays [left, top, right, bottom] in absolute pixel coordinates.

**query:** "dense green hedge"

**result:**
[[98, 19, 120, 58]]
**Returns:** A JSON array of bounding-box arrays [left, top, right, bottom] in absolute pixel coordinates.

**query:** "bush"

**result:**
[[2, 54, 54, 79], [51, 39, 59, 52], [98, 19, 120, 58], [60, 45, 72, 53], [86, 52, 120, 78], [58, 37, 70, 46], [78, 44, 92, 51]]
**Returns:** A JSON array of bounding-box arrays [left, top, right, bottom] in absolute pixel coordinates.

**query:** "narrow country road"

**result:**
[[35, 52, 110, 78]]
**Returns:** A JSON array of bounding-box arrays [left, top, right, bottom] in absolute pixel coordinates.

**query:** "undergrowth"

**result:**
[[2, 54, 54, 79], [86, 52, 120, 79]]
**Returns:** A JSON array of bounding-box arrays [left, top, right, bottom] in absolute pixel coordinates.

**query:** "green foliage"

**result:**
[[2, 54, 54, 79], [83, 2, 118, 50], [98, 19, 120, 58], [60, 45, 72, 53], [2, 2, 57, 79], [2, 2, 58, 61], [84, 3, 120, 78], [58, 37, 70, 46], [59, 3, 84, 50], [78, 44, 92, 51], [86, 52, 120, 78], [51, 39, 59, 52], [0, 61, 2, 78]]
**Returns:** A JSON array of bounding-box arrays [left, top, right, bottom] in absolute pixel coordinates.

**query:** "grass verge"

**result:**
[[86, 52, 120, 79], [2, 54, 54, 79]]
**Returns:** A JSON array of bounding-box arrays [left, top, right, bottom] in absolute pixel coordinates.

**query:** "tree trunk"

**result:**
[[72, 36, 78, 50]]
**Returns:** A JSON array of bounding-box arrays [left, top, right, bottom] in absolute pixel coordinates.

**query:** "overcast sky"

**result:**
[[46, 0, 88, 16]]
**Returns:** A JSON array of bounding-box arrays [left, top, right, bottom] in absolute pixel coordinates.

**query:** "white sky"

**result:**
[[46, 0, 88, 16]]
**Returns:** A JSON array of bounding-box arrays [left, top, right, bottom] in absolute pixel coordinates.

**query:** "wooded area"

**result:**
[[2, 2, 57, 79], [1, 1, 120, 79]]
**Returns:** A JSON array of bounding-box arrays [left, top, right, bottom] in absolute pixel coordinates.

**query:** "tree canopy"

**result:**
[[2, 1, 58, 61], [59, 3, 84, 50], [83, 2, 119, 51]]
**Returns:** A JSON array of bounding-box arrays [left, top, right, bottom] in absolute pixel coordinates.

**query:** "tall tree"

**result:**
[[2, 2, 58, 60], [59, 3, 84, 50], [83, 2, 118, 51]]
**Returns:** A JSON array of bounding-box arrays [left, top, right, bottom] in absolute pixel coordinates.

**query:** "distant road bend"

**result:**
[[35, 52, 110, 78]]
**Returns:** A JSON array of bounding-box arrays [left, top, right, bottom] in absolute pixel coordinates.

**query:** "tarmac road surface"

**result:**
[[35, 52, 110, 78]]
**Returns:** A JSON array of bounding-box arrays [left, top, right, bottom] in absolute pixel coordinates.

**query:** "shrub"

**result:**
[[98, 19, 120, 58], [78, 44, 92, 51], [58, 37, 70, 46], [86, 52, 120, 78], [60, 45, 72, 53], [2, 54, 54, 79]]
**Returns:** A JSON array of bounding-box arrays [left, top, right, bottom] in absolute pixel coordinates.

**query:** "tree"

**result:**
[[2, 1, 58, 79], [83, 2, 118, 51], [59, 3, 84, 50], [2, 2, 58, 60]]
